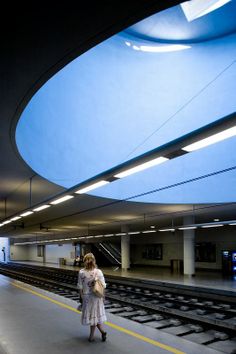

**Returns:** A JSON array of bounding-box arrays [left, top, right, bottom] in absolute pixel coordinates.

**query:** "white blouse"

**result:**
[[77, 268, 106, 295]]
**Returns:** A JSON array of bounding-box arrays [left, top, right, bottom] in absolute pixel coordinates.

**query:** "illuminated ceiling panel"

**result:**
[[16, 2, 236, 203]]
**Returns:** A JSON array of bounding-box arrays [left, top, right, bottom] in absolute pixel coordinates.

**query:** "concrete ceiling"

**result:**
[[1, 0, 235, 241]]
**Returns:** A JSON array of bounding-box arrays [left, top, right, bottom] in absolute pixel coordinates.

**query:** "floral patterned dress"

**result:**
[[77, 268, 107, 326]]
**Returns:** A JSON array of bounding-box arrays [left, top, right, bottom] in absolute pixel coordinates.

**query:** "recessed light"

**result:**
[[178, 226, 197, 230], [201, 224, 223, 228], [115, 157, 168, 178], [33, 205, 51, 212], [50, 195, 74, 205], [75, 180, 109, 194], [20, 211, 34, 217]]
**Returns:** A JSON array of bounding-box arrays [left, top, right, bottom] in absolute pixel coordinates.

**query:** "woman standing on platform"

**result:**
[[77, 252, 107, 342]]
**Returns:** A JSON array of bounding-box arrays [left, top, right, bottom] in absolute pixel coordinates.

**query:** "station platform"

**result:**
[[0, 274, 224, 354], [11, 260, 236, 294]]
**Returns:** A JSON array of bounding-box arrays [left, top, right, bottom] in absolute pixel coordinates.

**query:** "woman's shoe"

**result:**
[[101, 332, 107, 342], [88, 337, 95, 342]]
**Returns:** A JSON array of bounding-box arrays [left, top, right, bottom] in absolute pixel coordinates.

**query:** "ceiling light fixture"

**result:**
[[201, 224, 223, 228], [142, 230, 156, 233], [125, 41, 190, 53], [75, 180, 109, 194], [33, 205, 51, 212], [10, 216, 22, 221], [115, 157, 168, 178], [137, 44, 191, 53], [20, 211, 34, 217], [159, 228, 175, 232], [182, 126, 236, 152], [178, 226, 197, 230], [2, 220, 12, 224], [50, 195, 74, 205]]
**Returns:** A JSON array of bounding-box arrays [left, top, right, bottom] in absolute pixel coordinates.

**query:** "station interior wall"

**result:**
[[0, 238, 9, 262], [8, 227, 235, 270]]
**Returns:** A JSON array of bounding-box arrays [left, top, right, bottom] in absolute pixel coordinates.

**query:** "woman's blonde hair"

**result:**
[[83, 252, 96, 270]]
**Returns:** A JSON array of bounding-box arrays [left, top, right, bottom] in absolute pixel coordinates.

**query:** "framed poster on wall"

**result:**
[[195, 242, 216, 262], [142, 244, 163, 260]]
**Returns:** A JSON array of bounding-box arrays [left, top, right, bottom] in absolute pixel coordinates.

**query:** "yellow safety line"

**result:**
[[11, 281, 185, 354], [12, 281, 81, 313], [105, 322, 185, 354]]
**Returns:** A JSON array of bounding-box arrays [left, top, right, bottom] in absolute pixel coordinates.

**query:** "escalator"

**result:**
[[93, 242, 121, 266]]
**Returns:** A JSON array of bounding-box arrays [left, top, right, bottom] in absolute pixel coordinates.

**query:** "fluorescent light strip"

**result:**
[[33, 205, 51, 212], [50, 195, 74, 205], [125, 41, 190, 53], [115, 232, 127, 236], [178, 226, 197, 230], [182, 126, 236, 152], [159, 228, 175, 232], [115, 156, 168, 178], [76, 180, 109, 194], [10, 216, 22, 221], [128, 231, 141, 235], [138, 44, 190, 53], [229, 223, 236, 226], [2, 220, 12, 224], [142, 230, 156, 233], [201, 224, 223, 228], [20, 211, 34, 217]]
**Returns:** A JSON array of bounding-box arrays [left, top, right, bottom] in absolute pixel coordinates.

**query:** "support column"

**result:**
[[121, 225, 130, 270], [183, 215, 195, 276]]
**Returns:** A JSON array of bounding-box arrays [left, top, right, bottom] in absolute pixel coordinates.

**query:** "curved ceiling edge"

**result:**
[[10, 1, 182, 171]]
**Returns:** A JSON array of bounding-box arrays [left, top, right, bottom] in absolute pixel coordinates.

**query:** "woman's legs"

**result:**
[[96, 324, 105, 334], [97, 324, 107, 341], [89, 325, 96, 341], [88, 324, 107, 341]]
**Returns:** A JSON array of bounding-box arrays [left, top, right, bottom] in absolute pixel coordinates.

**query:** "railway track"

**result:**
[[0, 262, 235, 353]]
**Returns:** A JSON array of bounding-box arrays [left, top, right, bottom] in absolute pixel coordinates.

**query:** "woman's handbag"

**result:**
[[92, 271, 104, 298]]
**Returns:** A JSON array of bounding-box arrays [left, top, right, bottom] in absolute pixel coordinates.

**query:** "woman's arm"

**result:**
[[77, 271, 84, 301], [97, 269, 106, 288]]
